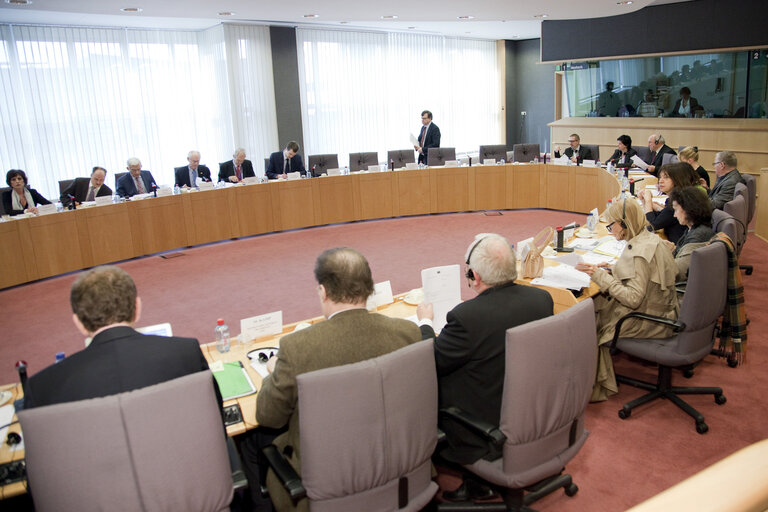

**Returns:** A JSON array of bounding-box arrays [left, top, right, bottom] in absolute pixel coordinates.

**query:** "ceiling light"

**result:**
[[339, 21, 349, 24], [407, 26, 416, 30], [457, 15, 475, 20], [120, 7, 143, 13], [218, 11, 235, 16], [381, 15, 398, 20], [533, 13, 549, 18], [4, 0, 33, 5], [617, 1, 633, 4], [303, 14, 319, 18]]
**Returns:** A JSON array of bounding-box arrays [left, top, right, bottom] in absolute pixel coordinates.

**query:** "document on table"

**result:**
[[210, 360, 257, 400], [630, 155, 649, 170], [421, 264, 461, 331], [593, 238, 627, 258], [531, 265, 591, 291]]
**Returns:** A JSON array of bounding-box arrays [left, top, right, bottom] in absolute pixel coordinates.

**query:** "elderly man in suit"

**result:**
[[116, 158, 158, 197], [256, 247, 422, 511], [266, 141, 306, 179], [417, 233, 553, 502], [414, 110, 441, 165], [709, 151, 745, 210], [174, 150, 212, 188], [60, 166, 112, 208], [645, 133, 677, 176], [219, 148, 255, 183]]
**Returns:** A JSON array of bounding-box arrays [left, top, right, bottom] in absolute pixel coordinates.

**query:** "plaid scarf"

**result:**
[[710, 232, 748, 364]]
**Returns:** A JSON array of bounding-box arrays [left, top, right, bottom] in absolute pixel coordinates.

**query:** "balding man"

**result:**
[[218, 148, 255, 183], [709, 151, 745, 210], [417, 234, 553, 502], [116, 158, 157, 197], [646, 133, 676, 176], [60, 166, 112, 208], [174, 150, 212, 188]]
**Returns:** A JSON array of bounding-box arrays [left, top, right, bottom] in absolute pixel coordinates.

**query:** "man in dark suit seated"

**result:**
[[414, 110, 441, 165], [174, 150, 212, 188], [254, 247, 422, 511], [116, 157, 158, 197], [266, 141, 306, 179], [709, 151, 745, 210], [645, 133, 677, 176], [218, 148, 255, 183], [24, 265, 215, 410], [554, 133, 594, 164], [60, 166, 112, 208], [417, 234, 554, 502]]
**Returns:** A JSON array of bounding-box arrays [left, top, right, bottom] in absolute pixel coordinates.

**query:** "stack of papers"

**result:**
[[531, 265, 591, 291]]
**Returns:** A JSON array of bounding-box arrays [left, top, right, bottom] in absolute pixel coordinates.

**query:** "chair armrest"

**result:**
[[227, 437, 249, 492], [262, 445, 307, 501], [610, 312, 686, 352], [440, 406, 506, 448]]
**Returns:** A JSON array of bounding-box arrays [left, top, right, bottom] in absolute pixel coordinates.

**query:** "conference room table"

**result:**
[[0, 162, 623, 290]]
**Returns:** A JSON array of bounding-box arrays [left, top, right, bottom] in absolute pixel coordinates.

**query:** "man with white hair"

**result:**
[[218, 148, 255, 183], [646, 133, 676, 176], [417, 233, 553, 501], [709, 150, 744, 210], [116, 157, 157, 197], [174, 150, 212, 188]]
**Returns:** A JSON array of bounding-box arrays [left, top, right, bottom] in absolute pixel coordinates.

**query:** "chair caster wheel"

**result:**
[[618, 408, 630, 419], [565, 483, 578, 497], [696, 422, 709, 434], [683, 368, 694, 378], [727, 358, 738, 368], [715, 394, 727, 405]]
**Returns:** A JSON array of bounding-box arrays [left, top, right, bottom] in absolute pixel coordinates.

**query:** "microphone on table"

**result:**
[[629, 178, 644, 195], [152, 183, 158, 197], [67, 194, 76, 210], [555, 224, 579, 253]]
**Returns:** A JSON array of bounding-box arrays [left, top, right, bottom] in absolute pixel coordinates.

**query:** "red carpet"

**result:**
[[1, 208, 766, 511]]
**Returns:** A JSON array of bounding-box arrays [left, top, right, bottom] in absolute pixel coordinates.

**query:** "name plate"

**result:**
[[365, 280, 395, 310], [368, 164, 382, 172], [242, 176, 259, 185], [156, 186, 173, 196], [405, 163, 419, 170], [198, 181, 214, 191], [241, 311, 283, 342], [483, 158, 496, 165], [37, 204, 57, 215], [95, 195, 113, 205], [444, 160, 459, 167], [286, 171, 301, 180]]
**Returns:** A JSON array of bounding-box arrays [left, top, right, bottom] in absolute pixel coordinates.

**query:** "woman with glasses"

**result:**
[[638, 162, 701, 244], [576, 197, 679, 402]]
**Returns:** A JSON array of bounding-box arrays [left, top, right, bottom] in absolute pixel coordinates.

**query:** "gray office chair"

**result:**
[[307, 154, 339, 176], [0, 186, 10, 215], [723, 189, 752, 275], [611, 243, 728, 434], [633, 146, 652, 164], [512, 143, 540, 163], [114, 171, 128, 190], [348, 151, 379, 171], [264, 339, 438, 511], [580, 144, 600, 161], [18, 371, 234, 512], [478, 144, 507, 163], [58, 179, 75, 198], [437, 299, 597, 511], [741, 173, 756, 226], [387, 149, 416, 169], [427, 147, 456, 167], [264, 157, 270, 174], [662, 153, 679, 165]]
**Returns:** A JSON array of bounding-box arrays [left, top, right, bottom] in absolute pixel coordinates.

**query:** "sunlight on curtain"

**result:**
[[297, 29, 501, 167]]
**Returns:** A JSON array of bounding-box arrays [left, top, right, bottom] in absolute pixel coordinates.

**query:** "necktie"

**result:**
[[650, 151, 656, 163], [283, 158, 288, 173], [134, 176, 145, 194], [420, 126, 426, 146], [86, 186, 95, 201], [236, 165, 242, 181]]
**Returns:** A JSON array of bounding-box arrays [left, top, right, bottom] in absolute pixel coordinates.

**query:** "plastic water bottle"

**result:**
[[174, 184, 180, 195], [343, 165, 349, 175], [215, 319, 230, 353]]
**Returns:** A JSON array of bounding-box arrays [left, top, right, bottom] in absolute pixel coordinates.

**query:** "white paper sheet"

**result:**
[[410, 133, 419, 145], [421, 265, 461, 331], [531, 265, 591, 290], [630, 155, 649, 170]]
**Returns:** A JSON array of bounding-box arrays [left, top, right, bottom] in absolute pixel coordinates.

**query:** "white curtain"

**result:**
[[297, 29, 502, 167], [0, 23, 277, 199]]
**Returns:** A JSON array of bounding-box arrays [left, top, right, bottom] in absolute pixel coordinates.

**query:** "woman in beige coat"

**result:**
[[576, 197, 679, 401]]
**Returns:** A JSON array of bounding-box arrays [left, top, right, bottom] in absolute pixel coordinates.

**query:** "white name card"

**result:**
[[241, 311, 283, 342], [405, 163, 419, 170], [156, 186, 173, 196], [242, 176, 259, 185], [326, 168, 341, 176], [444, 160, 459, 167], [37, 204, 57, 215], [365, 280, 395, 310], [368, 164, 382, 172], [95, 195, 112, 205], [198, 181, 214, 191], [582, 159, 596, 167], [483, 158, 496, 165], [286, 171, 301, 180]]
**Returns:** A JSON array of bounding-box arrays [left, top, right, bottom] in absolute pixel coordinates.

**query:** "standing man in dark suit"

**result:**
[[174, 150, 212, 188], [116, 158, 158, 197], [554, 133, 594, 164], [709, 151, 744, 210], [24, 265, 214, 410], [60, 166, 112, 208], [218, 148, 255, 183], [414, 110, 441, 165], [255, 247, 422, 511], [417, 233, 553, 502], [645, 133, 676, 176], [266, 141, 306, 179]]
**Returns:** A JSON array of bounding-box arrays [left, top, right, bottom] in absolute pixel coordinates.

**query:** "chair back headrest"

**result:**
[[499, 299, 597, 482], [298, 339, 437, 508], [387, 149, 416, 168], [18, 371, 233, 512], [348, 152, 378, 171], [427, 147, 456, 166], [308, 154, 340, 173], [723, 195, 747, 251], [741, 173, 756, 224], [512, 144, 541, 163], [478, 144, 507, 163]]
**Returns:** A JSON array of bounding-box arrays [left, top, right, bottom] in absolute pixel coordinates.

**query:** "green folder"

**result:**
[[212, 361, 256, 400]]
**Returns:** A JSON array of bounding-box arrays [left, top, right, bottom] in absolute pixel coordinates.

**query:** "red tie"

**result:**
[[236, 165, 242, 181], [420, 126, 427, 147]]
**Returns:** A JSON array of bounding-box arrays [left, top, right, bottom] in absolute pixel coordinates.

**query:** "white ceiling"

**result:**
[[0, 0, 690, 41]]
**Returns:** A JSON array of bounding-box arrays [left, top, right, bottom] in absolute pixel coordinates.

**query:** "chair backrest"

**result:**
[[711, 209, 742, 255], [478, 144, 507, 163], [580, 144, 599, 161], [0, 186, 9, 214], [662, 153, 679, 165], [512, 143, 540, 163], [264, 157, 270, 173], [675, 243, 728, 360], [297, 339, 438, 512], [723, 194, 748, 254], [114, 171, 128, 190], [348, 151, 378, 172], [427, 147, 456, 166], [19, 371, 233, 512], [498, 299, 597, 487], [633, 145, 652, 163], [387, 149, 416, 169], [741, 173, 756, 225], [58, 179, 75, 197], [308, 154, 339, 176]]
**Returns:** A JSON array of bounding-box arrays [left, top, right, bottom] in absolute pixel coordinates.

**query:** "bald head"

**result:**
[[467, 234, 517, 286]]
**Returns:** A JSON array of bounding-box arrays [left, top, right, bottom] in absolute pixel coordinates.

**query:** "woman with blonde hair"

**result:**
[[576, 197, 679, 401], [678, 146, 710, 188]]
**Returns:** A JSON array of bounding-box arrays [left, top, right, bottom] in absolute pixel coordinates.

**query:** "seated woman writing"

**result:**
[[576, 197, 679, 402], [638, 162, 700, 244], [666, 186, 714, 280]]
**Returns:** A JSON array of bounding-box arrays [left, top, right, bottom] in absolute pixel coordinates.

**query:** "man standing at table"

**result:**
[[646, 133, 676, 176], [24, 266, 214, 409], [709, 151, 744, 210], [116, 158, 157, 198], [174, 150, 212, 188], [255, 247, 422, 511], [219, 148, 255, 183], [60, 166, 112, 208], [417, 234, 553, 502], [414, 110, 440, 165], [554, 133, 593, 164], [266, 141, 306, 179]]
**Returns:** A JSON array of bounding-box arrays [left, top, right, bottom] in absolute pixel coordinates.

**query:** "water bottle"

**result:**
[[343, 165, 349, 176], [55, 352, 66, 363], [215, 319, 230, 353], [174, 184, 180, 195]]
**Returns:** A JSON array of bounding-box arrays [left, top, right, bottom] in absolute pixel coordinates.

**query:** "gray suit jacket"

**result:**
[[709, 169, 744, 210], [256, 308, 422, 512]]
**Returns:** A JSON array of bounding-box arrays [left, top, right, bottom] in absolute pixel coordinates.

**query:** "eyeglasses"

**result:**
[[606, 222, 616, 230], [568, 139, 578, 143], [713, 161, 722, 166]]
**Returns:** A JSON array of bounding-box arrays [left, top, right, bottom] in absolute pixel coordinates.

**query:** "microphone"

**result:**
[[311, 164, 316, 178], [555, 226, 575, 253], [152, 183, 158, 197], [67, 194, 76, 210], [390, 159, 394, 171]]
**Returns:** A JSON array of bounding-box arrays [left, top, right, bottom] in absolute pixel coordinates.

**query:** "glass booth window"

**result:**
[[562, 50, 768, 118]]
